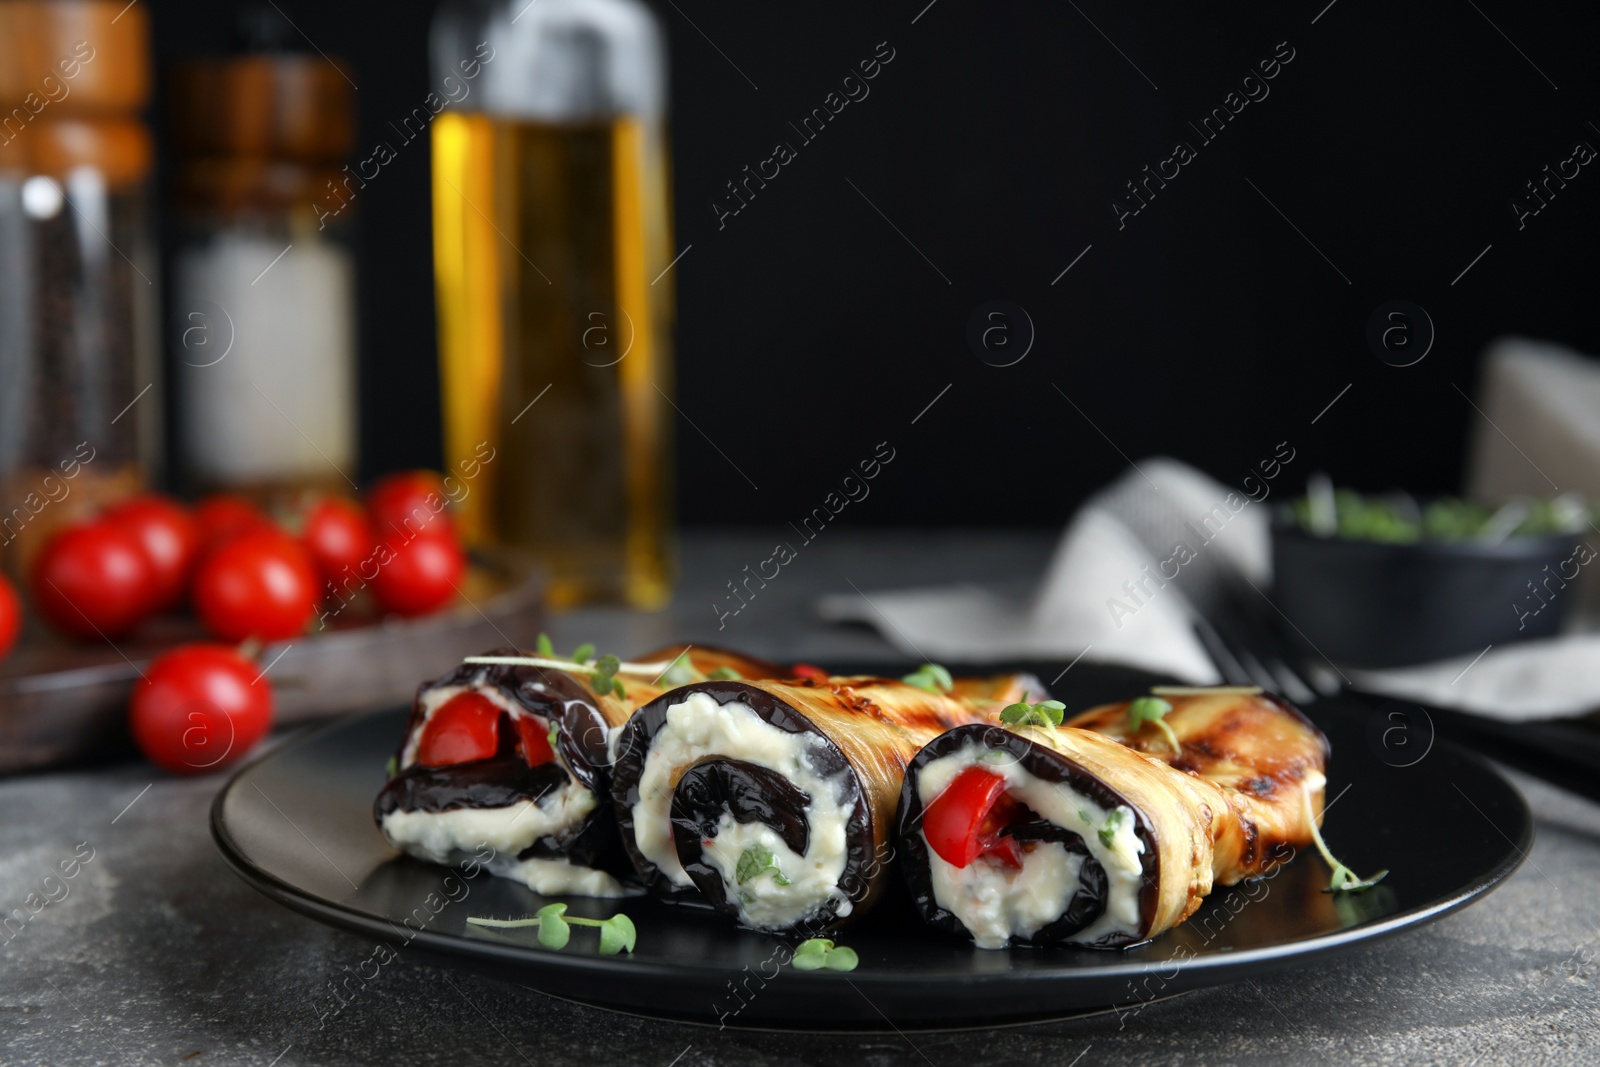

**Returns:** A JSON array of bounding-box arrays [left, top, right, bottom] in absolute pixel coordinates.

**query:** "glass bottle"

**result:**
[[430, 0, 675, 609], [0, 0, 159, 582], [167, 29, 358, 500]]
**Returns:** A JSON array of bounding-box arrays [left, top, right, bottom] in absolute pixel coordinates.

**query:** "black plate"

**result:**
[[211, 662, 1531, 1029]]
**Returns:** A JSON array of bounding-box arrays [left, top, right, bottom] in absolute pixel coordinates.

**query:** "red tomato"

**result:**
[[192, 529, 319, 642], [920, 765, 1013, 869], [370, 534, 463, 617], [514, 714, 556, 766], [789, 663, 830, 684], [366, 471, 455, 543], [415, 691, 500, 766], [104, 494, 201, 611], [300, 496, 375, 590], [30, 522, 154, 639], [129, 643, 272, 774], [414, 693, 554, 768], [0, 572, 20, 661], [194, 495, 270, 549]]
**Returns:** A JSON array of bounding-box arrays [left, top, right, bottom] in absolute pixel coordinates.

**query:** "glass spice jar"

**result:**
[[166, 39, 358, 500], [0, 0, 159, 582]]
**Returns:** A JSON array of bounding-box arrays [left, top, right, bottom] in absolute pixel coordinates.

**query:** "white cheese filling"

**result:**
[[630, 691, 854, 929], [917, 743, 1146, 949], [386, 684, 635, 898]]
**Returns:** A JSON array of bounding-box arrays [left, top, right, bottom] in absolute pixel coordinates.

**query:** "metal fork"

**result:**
[[1195, 581, 1600, 805]]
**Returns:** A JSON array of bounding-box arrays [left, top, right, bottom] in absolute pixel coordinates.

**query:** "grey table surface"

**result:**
[[4, 532, 1597, 1067]]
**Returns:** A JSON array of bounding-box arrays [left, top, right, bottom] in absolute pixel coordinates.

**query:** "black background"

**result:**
[[150, 0, 1600, 527]]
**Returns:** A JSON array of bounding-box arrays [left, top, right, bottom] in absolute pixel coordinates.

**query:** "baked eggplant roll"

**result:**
[[610, 676, 1005, 932], [1066, 688, 1330, 881], [897, 690, 1328, 949], [374, 645, 785, 898]]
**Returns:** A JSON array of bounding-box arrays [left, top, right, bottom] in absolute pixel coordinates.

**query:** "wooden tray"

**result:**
[[0, 556, 544, 775]]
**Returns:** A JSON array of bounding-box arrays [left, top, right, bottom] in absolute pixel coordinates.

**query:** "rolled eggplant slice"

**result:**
[[374, 645, 788, 898], [1065, 689, 1329, 881], [899, 690, 1332, 950], [611, 677, 1000, 932]]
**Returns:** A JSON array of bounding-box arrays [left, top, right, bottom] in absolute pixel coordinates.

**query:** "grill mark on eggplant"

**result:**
[[897, 724, 1158, 949]]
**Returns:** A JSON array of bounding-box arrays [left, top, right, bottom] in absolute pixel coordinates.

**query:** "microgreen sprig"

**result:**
[[465, 633, 678, 691], [791, 937, 859, 972], [901, 663, 954, 694], [708, 665, 744, 681], [1128, 696, 1182, 755], [467, 903, 638, 955], [1000, 699, 1066, 728], [735, 847, 791, 887], [1302, 788, 1388, 893], [1098, 809, 1125, 848]]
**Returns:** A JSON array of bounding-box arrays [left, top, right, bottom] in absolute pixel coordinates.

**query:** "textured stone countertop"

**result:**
[[3, 533, 1596, 1066]]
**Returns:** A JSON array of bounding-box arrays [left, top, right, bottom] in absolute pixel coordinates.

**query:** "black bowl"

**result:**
[[1270, 524, 1583, 668]]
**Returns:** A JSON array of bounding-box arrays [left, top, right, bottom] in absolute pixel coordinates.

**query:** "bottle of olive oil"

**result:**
[[431, 0, 673, 608]]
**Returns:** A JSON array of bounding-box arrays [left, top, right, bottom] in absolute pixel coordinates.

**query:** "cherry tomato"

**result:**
[[370, 534, 463, 617], [129, 643, 272, 774], [920, 765, 1014, 869], [0, 572, 20, 662], [366, 471, 455, 543], [414, 691, 500, 766], [30, 522, 154, 639], [194, 494, 270, 549], [300, 496, 375, 590], [192, 528, 319, 642], [103, 494, 201, 611]]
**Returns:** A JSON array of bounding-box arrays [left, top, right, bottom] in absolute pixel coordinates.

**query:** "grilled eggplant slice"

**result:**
[[374, 645, 785, 898], [897, 690, 1328, 949], [610, 676, 1016, 933]]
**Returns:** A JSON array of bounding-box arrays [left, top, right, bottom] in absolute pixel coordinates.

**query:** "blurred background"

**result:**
[[6, 0, 1600, 773], [141, 0, 1600, 522]]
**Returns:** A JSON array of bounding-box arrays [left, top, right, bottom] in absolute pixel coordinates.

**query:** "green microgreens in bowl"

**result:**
[[1301, 788, 1388, 893], [901, 663, 954, 694], [467, 903, 637, 955], [999, 699, 1066, 728], [735, 847, 791, 887], [1128, 695, 1182, 755], [791, 937, 859, 972]]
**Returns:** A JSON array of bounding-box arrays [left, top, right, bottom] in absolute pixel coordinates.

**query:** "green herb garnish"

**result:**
[[734, 847, 792, 887], [1128, 696, 1181, 755], [467, 903, 637, 955], [1098, 809, 1125, 848], [1302, 789, 1388, 893], [660, 652, 697, 686], [901, 663, 954, 694], [999, 699, 1066, 728], [536, 633, 555, 656], [384, 755, 398, 779], [791, 937, 859, 972], [570, 643, 595, 665], [546, 722, 559, 752], [709, 665, 744, 681]]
